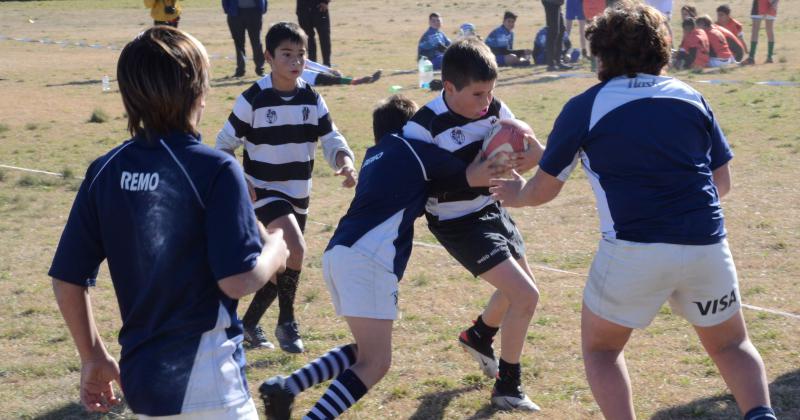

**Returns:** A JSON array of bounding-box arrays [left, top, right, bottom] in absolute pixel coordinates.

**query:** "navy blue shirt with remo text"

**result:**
[[49, 131, 263, 416]]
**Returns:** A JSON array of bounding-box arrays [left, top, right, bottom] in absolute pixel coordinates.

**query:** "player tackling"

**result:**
[[490, 2, 775, 419]]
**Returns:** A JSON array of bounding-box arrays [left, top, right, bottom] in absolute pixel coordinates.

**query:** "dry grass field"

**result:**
[[0, 0, 798, 418]]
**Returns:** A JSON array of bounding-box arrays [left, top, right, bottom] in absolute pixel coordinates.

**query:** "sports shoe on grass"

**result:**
[[260, 376, 295, 420], [741, 57, 755, 65], [275, 321, 304, 353], [351, 70, 383, 85], [491, 382, 541, 412], [243, 325, 275, 349], [458, 330, 498, 379], [765, 57, 774, 64]]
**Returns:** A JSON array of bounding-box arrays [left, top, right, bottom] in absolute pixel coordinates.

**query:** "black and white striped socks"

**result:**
[[303, 369, 368, 420], [285, 344, 357, 396]]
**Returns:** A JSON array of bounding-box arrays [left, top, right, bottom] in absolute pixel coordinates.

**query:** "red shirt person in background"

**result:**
[[677, 18, 709, 69], [696, 16, 736, 66], [716, 4, 748, 55], [714, 23, 745, 61]]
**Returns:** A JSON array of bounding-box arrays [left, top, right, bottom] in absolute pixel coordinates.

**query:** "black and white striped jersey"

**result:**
[[216, 75, 354, 214], [402, 94, 514, 221]]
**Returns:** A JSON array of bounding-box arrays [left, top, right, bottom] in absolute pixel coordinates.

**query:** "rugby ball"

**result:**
[[482, 119, 532, 163]]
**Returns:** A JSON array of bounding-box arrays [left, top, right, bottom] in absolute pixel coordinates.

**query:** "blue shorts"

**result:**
[[430, 54, 444, 70], [494, 53, 507, 66], [566, 0, 585, 20]]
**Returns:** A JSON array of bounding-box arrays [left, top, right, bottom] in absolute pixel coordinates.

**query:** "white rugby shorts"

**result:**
[[584, 238, 740, 328], [323, 245, 400, 320]]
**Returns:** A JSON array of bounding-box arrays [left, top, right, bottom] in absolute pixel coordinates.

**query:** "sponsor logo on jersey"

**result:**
[[628, 77, 657, 88], [694, 289, 738, 316], [302, 106, 310, 122], [362, 152, 384, 168], [120, 171, 159, 191], [392, 291, 399, 307], [266, 108, 278, 124], [450, 128, 466, 145]]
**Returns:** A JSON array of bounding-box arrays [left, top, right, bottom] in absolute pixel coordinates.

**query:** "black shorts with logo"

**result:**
[[426, 202, 525, 277], [255, 200, 307, 232]]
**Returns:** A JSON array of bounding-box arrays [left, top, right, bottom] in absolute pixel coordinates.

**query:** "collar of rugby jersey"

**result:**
[[133, 129, 202, 148]]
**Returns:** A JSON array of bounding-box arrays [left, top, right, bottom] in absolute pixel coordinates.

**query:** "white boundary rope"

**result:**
[[3, 164, 799, 322], [0, 163, 73, 178]]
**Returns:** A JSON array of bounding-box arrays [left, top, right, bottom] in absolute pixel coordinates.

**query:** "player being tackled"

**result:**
[[259, 94, 513, 419], [403, 38, 545, 411]]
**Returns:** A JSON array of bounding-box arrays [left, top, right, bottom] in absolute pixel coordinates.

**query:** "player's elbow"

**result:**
[[712, 163, 732, 198], [716, 181, 731, 198], [218, 273, 260, 300], [51, 278, 88, 306], [218, 279, 248, 300]]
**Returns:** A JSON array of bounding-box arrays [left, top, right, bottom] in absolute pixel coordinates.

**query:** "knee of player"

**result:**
[[510, 284, 540, 313], [287, 237, 307, 262], [704, 335, 751, 358], [356, 353, 392, 378]]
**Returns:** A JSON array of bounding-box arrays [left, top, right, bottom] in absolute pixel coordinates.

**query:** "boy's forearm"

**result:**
[[219, 242, 286, 299], [335, 151, 354, 170], [215, 129, 243, 156], [320, 130, 354, 169], [52, 279, 109, 362], [520, 170, 564, 207]]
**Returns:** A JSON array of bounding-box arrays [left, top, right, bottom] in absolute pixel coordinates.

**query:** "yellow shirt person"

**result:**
[[144, 0, 181, 27]]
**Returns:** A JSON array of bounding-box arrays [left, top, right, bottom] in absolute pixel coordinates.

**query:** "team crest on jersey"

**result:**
[[450, 128, 466, 145], [302, 106, 310, 122], [266, 109, 278, 124], [489, 116, 498, 125]]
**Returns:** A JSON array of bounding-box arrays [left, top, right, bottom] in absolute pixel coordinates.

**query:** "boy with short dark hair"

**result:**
[[50, 26, 289, 418], [418, 12, 452, 70], [403, 38, 544, 411], [716, 4, 748, 55], [259, 94, 513, 419], [485, 11, 531, 66], [216, 21, 357, 354]]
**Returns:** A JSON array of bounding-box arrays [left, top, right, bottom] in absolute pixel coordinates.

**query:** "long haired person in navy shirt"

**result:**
[[49, 27, 289, 418]]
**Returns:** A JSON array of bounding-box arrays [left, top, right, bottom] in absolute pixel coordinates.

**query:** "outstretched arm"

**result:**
[[335, 151, 357, 188], [490, 168, 565, 208]]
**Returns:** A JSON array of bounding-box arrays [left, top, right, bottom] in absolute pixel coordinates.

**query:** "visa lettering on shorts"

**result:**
[[694, 289, 738, 316]]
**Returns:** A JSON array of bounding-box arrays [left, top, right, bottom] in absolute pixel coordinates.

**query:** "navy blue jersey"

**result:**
[[485, 25, 515, 54], [49, 131, 262, 416], [326, 134, 469, 278], [539, 74, 733, 245]]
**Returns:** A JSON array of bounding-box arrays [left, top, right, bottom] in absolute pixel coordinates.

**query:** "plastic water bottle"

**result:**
[[418, 57, 434, 89], [102, 75, 110, 92]]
